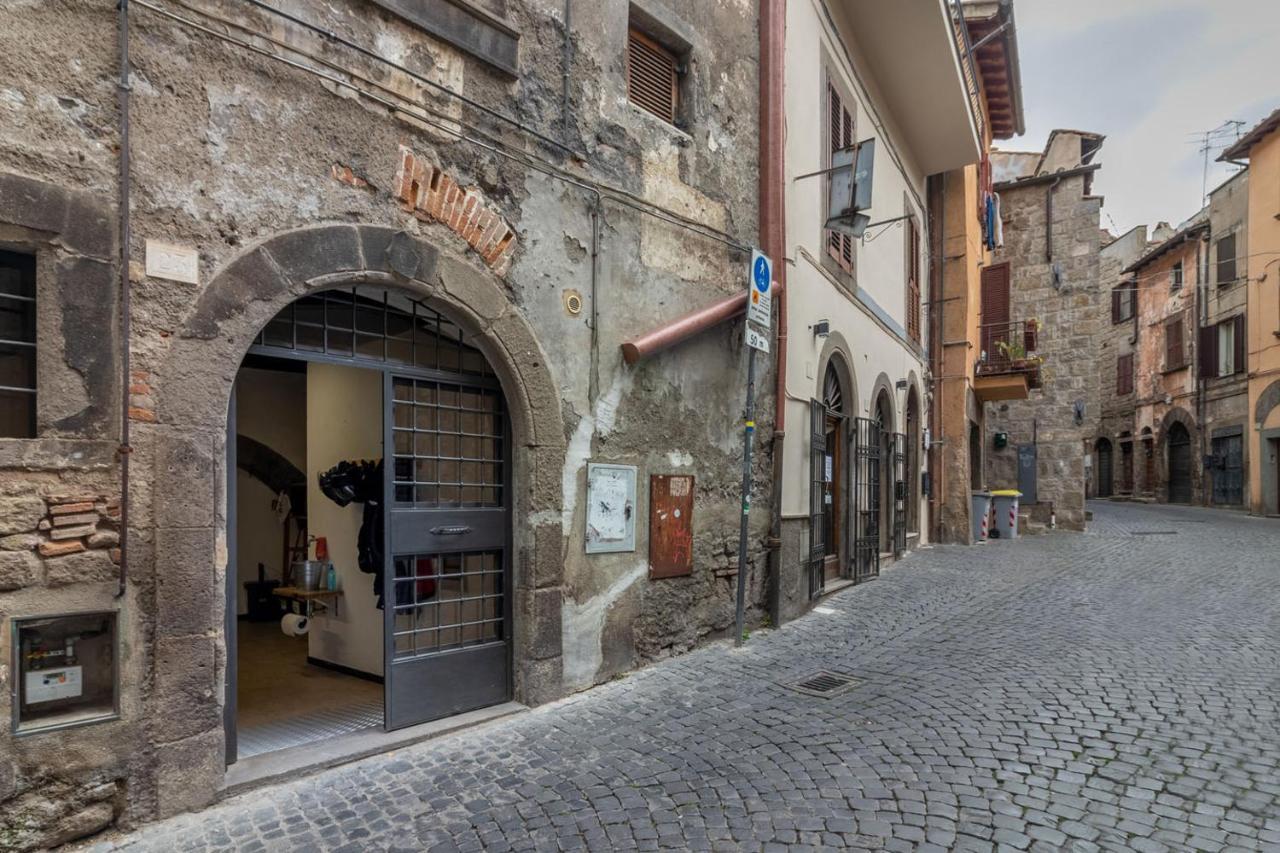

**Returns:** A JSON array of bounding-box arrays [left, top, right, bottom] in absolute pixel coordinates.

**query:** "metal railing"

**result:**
[[978, 319, 1040, 373]]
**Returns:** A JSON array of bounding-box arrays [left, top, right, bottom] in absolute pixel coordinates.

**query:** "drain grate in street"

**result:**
[[786, 670, 862, 698], [1131, 530, 1178, 536]]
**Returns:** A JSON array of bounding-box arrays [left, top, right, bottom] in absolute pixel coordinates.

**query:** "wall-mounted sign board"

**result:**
[[13, 611, 118, 734], [649, 474, 694, 579], [585, 463, 637, 553]]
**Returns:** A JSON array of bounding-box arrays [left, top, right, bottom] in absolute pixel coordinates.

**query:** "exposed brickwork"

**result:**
[[2, 495, 121, 586], [128, 369, 156, 423], [393, 146, 517, 276], [330, 162, 370, 190]]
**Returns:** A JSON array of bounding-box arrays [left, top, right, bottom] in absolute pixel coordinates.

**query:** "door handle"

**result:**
[[430, 525, 473, 536]]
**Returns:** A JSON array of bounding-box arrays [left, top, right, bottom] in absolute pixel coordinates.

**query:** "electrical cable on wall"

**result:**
[[133, 0, 753, 255]]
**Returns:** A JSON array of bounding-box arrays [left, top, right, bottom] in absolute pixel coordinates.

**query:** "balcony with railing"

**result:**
[[974, 319, 1042, 401]]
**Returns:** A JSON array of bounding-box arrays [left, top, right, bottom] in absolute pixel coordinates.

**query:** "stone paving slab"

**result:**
[[82, 502, 1280, 851]]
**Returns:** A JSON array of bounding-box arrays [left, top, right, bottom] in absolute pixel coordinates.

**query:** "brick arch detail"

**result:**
[[1254, 379, 1280, 428], [1156, 406, 1197, 450], [143, 224, 566, 818]]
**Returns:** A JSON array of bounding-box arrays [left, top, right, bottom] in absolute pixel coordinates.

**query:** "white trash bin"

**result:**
[[991, 490, 1022, 539]]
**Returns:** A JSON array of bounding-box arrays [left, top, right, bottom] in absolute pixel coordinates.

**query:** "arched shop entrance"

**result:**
[[227, 285, 512, 761], [145, 225, 565, 810]]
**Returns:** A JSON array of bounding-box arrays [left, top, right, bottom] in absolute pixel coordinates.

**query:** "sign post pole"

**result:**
[[735, 250, 772, 647]]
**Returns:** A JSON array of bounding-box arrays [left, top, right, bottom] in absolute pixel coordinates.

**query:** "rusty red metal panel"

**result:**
[[649, 474, 694, 579]]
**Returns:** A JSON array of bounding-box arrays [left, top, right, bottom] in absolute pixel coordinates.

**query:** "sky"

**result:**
[[998, 0, 1280, 236]]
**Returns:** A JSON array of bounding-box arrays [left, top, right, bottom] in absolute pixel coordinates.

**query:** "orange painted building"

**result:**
[[1221, 110, 1280, 515]]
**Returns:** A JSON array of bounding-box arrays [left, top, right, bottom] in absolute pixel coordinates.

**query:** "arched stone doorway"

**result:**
[[145, 225, 566, 807], [1095, 438, 1113, 498], [1166, 422, 1193, 504], [873, 386, 895, 556], [228, 284, 516, 760], [905, 384, 921, 535], [1140, 427, 1154, 496]]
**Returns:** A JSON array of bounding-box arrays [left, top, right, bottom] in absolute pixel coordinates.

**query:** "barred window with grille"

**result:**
[[627, 29, 680, 125], [0, 250, 36, 438]]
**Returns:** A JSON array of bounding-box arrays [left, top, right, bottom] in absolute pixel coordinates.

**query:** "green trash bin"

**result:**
[[991, 489, 1022, 539]]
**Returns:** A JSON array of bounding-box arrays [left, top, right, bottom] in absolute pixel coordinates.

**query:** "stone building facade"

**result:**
[[1123, 218, 1209, 505], [1201, 171, 1250, 508], [0, 0, 770, 846], [984, 131, 1105, 532], [1093, 225, 1148, 498]]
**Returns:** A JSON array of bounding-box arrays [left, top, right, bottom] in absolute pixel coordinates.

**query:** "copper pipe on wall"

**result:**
[[760, 0, 786, 624], [619, 292, 749, 364]]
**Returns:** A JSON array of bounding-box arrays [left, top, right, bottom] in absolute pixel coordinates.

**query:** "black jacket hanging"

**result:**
[[318, 459, 387, 609]]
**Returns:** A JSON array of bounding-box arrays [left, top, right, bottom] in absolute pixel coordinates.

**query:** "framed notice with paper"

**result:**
[[585, 463, 637, 553]]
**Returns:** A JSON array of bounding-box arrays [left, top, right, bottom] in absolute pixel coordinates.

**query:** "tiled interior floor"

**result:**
[[236, 620, 383, 759]]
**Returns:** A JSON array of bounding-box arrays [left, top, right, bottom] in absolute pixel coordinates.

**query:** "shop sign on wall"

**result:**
[[585, 463, 637, 553]]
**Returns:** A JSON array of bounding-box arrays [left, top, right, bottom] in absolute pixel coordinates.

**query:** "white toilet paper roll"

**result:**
[[281, 613, 310, 637]]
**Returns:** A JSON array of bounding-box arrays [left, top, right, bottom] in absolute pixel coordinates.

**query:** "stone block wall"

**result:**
[[0, 0, 769, 843], [985, 173, 1103, 531]]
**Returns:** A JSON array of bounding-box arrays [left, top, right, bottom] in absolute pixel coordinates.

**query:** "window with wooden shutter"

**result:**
[[1116, 354, 1133, 395], [825, 80, 855, 275], [1199, 324, 1219, 379], [1170, 261, 1184, 292], [906, 217, 920, 343], [627, 29, 679, 125], [1233, 313, 1246, 374], [1165, 315, 1184, 370], [1216, 233, 1237, 286], [1110, 284, 1135, 324]]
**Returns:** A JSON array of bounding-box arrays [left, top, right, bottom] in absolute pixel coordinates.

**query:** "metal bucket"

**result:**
[[295, 560, 326, 591]]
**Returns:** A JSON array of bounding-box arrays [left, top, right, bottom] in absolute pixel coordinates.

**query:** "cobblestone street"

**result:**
[[89, 502, 1280, 852]]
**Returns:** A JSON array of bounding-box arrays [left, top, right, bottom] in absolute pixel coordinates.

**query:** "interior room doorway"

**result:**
[[225, 286, 512, 764]]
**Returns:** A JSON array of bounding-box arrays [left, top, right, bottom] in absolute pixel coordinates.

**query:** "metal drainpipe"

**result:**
[[116, 0, 132, 599], [930, 171, 946, 542], [588, 190, 601, 405], [1196, 234, 1207, 505], [561, 0, 572, 148], [759, 0, 786, 624]]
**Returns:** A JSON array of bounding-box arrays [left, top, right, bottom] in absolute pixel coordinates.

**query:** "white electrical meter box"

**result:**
[[13, 611, 118, 733], [24, 666, 84, 704]]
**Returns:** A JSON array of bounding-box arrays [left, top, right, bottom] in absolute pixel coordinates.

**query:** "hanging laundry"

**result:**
[[993, 193, 1004, 248]]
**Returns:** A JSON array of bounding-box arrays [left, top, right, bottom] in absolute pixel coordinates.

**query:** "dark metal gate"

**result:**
[[385, 373, 512, 729], [891, 432, 906, 558], [852, 417, 881, 583], [807, 399, 826, 599], [1168, 425, 1193, 504], [1211, 433, 1243, 505]]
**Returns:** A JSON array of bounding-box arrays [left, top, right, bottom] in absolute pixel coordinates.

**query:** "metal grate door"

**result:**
[[852, 417, 881, 583], [892, 432, 907, 558], [808, 400, 827, 599]]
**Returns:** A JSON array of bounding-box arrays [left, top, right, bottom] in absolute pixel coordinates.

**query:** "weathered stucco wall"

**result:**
[[0, 0, 768, 845], [1094, 226, 1145, 496], [985, 172, 1102, 531]]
